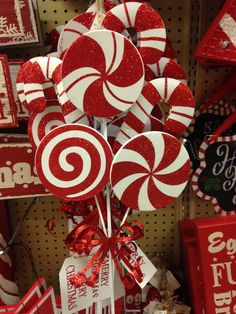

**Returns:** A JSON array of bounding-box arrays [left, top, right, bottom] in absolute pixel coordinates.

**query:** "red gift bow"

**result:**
[[65, 219, 144, 289]]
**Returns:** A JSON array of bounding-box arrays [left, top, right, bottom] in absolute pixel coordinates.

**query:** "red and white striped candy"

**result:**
[[46, 24, 64, 54], [28, 100, 65, 151], [102, 2, 166, 64], [111, 131, 190, 211], [35, 124, 113, 201], [57, 12, 96, 58], [113, 77, 195, 152], [23, 57, 62, 112], [145, 57, 187, 84], [108, 115, 164, 148], [61, 29, 145, 118]]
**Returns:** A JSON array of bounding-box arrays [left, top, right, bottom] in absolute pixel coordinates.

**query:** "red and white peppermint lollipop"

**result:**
[[111, 131, 190, 211], [57, 12, 96, 58], [61, 29, 145, 118], [108, 115, 164, 147], [35, 124, 113, 201], [113, 77, 195, 152], [28, 100, 65, 151], [102, 2, 166, 64], [145, 57, 187, 84]]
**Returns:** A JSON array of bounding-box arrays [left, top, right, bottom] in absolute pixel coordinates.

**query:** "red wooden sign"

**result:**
[[8, 59, 29, 120], [0, 0, 40, 47], [0, 133, 28, 144], [180, 215, 236, 314], [195, 0, 236, 66], [0, 143, 50, 199], [0, 55, 18, 128]]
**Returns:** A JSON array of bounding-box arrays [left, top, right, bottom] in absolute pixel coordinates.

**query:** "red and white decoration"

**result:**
[[195, 0, 236, 66], [111, 131, 190, 210], [102, 2, 166, 64], [8, 59, 29, 120], [61, 29, 145, 118], [180, 215, 236, 314], [0, 55, 18, 128], [145, 57, 187, 84], [57, 12, 96, 58], [113, 77, 195, 152], [0, 0, 40, 47], [28, 100, 65, 151], [0, 143, 50, 200], [35, 124, 113, 201], [0, 202, 19, 306]]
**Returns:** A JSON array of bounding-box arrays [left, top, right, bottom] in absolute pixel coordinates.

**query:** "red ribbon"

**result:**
[[65, 219, 144, 289]]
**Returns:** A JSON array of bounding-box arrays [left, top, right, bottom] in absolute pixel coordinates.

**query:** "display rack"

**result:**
[[5, 0, 229, 295]]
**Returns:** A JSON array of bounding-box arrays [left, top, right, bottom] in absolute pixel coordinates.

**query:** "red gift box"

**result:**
[[180, 215, 236, 314]]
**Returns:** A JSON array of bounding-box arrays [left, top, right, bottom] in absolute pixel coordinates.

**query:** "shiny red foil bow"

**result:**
[[65, 220, 144, 289]]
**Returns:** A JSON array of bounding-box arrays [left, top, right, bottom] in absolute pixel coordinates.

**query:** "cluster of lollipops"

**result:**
[[16, 0, 195, 247]]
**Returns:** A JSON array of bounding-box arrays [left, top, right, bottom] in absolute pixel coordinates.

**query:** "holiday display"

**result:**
[[61, 29, 145, 118], [0, 0, 41, 48], [0, 55, 18, 128], [0, 1, 207, 313]]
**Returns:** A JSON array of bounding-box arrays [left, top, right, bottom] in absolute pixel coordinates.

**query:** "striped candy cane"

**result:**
[[113, 77, 195, 152]]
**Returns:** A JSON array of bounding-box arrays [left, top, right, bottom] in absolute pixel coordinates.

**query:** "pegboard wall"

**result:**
[[5, 0, 231, 295]]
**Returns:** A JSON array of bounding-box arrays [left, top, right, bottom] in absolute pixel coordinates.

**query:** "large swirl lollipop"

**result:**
[[110, 131, 190, 210], [61, 29, 144, 118], [35, 124, 113, 201]]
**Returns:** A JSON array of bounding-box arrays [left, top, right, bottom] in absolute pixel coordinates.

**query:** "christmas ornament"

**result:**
[[23, 57, 61, 112], [57, 12, 97, 58], [102, 2, 166, 64], [113, 77, 195, 152], [61, 29, 144, 118], [145, 57, 187, 84], [35, 124, 113, 201], [111, 131, 190, 211], [28, 100, 65, 151], [0, 55, 18, 128]]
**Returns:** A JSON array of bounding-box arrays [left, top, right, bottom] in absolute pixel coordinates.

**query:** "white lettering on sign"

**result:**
[[0, 162, 41, 188], [208, 232, 236, 256], [212, 144, 236, 200]]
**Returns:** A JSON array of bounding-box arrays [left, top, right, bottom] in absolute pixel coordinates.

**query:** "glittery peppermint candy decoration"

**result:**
[[35, 124, 113, 201], [145, 57, 187, 84], [113, 77, 195, 152], [57, 12, 96, 58], [61, 29, 145, 118], [102, 2, 166, 64], [28, 100, 65, 151], [110, 131, 190, 211]]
